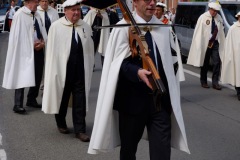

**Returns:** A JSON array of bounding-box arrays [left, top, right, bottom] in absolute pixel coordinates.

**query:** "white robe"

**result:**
[[88, 14, 189, 154], [187, 11, 225, 67], [221, 21, 240, 87], [2, 6, 47, 89], [42, 17, 94, 114], [37, 6, 59, 28], [83, 9, 110, 56]]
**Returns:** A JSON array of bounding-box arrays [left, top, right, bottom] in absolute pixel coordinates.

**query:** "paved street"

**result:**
[[0, 32, 240, 160]]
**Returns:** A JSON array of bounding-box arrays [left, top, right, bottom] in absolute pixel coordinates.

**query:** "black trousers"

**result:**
[[55, 64, 86, 134], [118, 104, 172, 160], [14, 49, 44, 106], [200, 41, 221, 85], [236, 87, 240, 95]]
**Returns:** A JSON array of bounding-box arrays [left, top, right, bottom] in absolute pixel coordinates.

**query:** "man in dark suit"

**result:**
[[88, 0, 189, 158]]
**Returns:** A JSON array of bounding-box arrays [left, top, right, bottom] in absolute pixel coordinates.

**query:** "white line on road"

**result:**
[[0, 134, 7, 160], [184, 69, 235, 90], [0, 150, 7, 160]]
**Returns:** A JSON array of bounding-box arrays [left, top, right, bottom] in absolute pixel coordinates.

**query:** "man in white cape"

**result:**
[[221, 11, 240, 101], [88, 0, 189, 159], [42, 0, 94, 142], [2, 0, 47, 114], [187, 1, 225, 90], [83, 8, 110, 65], [37, 0, 59, 34]]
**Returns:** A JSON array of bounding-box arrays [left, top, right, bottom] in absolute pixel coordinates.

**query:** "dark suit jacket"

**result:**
[[113, 49, 172, 115]]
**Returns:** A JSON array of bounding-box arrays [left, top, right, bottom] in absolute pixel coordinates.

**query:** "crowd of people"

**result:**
[[1, 0, 239, 159]]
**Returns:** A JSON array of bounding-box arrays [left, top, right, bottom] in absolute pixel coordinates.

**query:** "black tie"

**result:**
[[44, 11, 51, 34], [211, 17, 215, 34], [72, 26, 78, 46], [31, 12, 42, 40], [145, 31, 156, 66]]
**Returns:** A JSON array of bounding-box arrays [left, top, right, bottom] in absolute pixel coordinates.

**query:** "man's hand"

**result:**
[[34, 40, 45, 51], [138, 68, 153, 89]]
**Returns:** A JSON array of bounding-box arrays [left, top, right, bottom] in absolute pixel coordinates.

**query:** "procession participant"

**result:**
[[88, 0, 189, 159], [83, 8, 110, 65], [187, 1, 225, 90], [42, 0, 94, 142], [37, 0, 59, 34], [7, 0, 16, 29], [221, 11, 240, 101], [154, 2, 165, 22], [2, 0, 47, 114]]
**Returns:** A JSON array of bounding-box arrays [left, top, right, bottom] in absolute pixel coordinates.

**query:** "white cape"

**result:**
[[2, 6, 47, 89], [221, 21, 240, 87], [42, 17, 94, 114], [88, 15, 189, 154], [37, 6, 59, 27], [187, 11, 225, 67], [83, 9, 110, 56]]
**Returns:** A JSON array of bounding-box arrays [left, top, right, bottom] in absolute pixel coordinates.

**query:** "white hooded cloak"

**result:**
[[187, 11, 225, 67], [221, 21, 240, 87], [42, 17, 94, 114], [83, 9, 110, 56], [2, 6, 47, 89], [37, 6, 59, 28], [88, 13, 189, 154]]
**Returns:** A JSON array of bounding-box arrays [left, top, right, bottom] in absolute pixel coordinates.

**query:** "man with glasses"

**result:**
[[88, 0, 189, 159], [187, 1, 225, 90]]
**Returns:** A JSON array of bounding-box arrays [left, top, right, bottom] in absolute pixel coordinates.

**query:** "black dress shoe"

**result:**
[[212, 84, 222, 90], [201, 83, 210, 88], [75, 133, 90, 142], [58, 127, 70, 134], [26, 101, 42, 108], [13, 105, 26, 114]]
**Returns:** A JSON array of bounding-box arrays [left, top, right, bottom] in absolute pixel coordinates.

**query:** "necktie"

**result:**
[[44, 11, 51, 34], [72, 26, 78, 46], [145, 31, 156, 66], [32, 12, 42, 40], [211, 17, 215, 34]]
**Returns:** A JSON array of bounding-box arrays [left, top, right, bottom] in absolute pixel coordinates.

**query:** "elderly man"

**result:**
[[187, 1, 225, 90], [42, 0, 94, 142], [88, 0, 189, 159], [2, 0, 47, 114], [221, 12, 240, 101], [37, 0, 59, 34], [83, 8, 110, 65]]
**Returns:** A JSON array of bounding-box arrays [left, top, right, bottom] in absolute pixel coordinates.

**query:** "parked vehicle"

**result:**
[[0, 5, 20, 32], [0, 6, 9, 32], [115, 7, 123, 20], [174, 1, 240, 60]]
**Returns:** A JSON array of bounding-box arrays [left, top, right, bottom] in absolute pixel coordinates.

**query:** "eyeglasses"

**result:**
[[143, 0, 157, 4]]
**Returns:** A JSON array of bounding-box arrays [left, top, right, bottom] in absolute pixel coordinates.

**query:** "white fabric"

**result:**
[[221, 21, 240, 87], [88, 13, 189, 154], [2, 6, 47, 89], [208, 1, 221, 11], [187, 11, 225, 67], [8, 6, 16, 19], [37, 6, 59, 27], [235, 11, 240, 17], [83, 9, 110, 56], [156, 2, 166, 8], [42, 17, 94, 114], [62, 0, 82, 8]]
